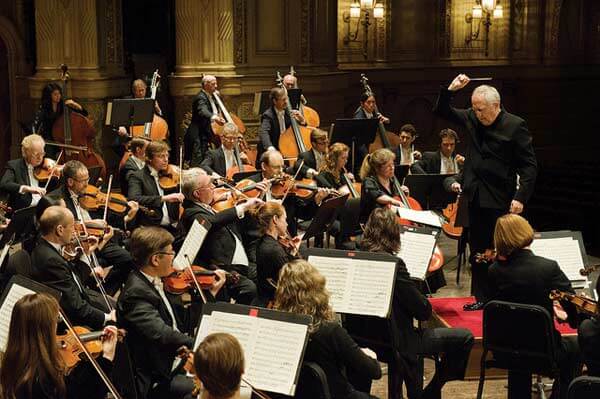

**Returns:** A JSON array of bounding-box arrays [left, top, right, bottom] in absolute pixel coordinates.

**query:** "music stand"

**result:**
[[105, 98, 154, 136], [404, 174, 457, 210], [330, 118, 379, 171], [0, 205, 36, 247], [253, 90, 272, 116], [302, 194, 349, 243], [395, 165, 410, 182], [287, 88, 302, 110]]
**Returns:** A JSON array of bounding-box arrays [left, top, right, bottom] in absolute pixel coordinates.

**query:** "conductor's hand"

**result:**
[[448, 74, 470, 92], [451, 182, 462, 194], [510, 200, 524, 214]]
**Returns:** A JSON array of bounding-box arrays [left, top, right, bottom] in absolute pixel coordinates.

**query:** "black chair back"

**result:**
[[294, 361, 331, 399], [4, 249, 33, 278], [568, 376, 600, 399]]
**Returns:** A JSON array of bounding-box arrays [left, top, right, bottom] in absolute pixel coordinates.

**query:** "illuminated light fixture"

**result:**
[[343, 2, 386, 59], [465, 0, 503, 56], [373, 3, 384, 19], [350, 2, 361, 18]]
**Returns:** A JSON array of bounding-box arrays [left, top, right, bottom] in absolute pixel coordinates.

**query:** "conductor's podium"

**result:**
[[425, 296, 577, 379]]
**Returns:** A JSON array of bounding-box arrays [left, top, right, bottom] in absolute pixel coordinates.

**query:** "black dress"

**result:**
[[254, 235, 297, 306]]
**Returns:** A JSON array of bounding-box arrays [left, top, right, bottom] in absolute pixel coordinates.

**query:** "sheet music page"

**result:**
[[306, 255, 351, 311], [396, 208, 442, 228], [173, 219, 209, 270], [530, 237, 585, 281], [397, 231, 436, 279], [0, 284, 36, 352]]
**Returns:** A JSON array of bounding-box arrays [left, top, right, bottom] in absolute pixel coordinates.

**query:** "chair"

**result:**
[[294, 361, 331, 399], [4, 249, 33, 278], [476, 300, 561, 399], [568, 375, 600, 399]]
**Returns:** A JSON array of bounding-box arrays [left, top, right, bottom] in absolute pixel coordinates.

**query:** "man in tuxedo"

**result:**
[[291, 128, 329, 179], [128, 141, 184, 230], [50, 160, 137, 294], [178, 168, 261, 303], [412, 128, 465, 175], [0, 134, 53, 211], [353, 93, 391, 174], [437, 74, 538, 310], [391, 124, 422, 169], [200, 122, 250, 178], [118, 226, 226, 399], [184, 75, 226, 166], [256, 87, 307, 167], [119, 137, 148, 195], [30, 206, 115, 329]]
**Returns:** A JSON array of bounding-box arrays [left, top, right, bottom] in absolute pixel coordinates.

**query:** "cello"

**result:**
[[52, 64, 107, 179], [276, 72, 313, 161], [130, 69, 169, 141], [288, 66, 320, 128]]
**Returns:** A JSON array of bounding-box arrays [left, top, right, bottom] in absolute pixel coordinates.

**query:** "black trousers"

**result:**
[[467, 201, 505, 302], [578, 318, 600, 376]]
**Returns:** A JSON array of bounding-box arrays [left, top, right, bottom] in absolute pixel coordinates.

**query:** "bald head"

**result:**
[[283, 74, 297, 89], [39, 206, 73, 237], [202, 75, 218, 94]]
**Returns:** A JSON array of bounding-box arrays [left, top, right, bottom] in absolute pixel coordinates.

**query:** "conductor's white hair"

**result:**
[[472, 85, 501, 104]]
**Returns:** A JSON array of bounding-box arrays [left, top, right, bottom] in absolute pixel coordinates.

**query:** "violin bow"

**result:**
[[280, 160, 304, 203], [184, 254, 208, 305], [102, 175, 113, 223], [43, 150, 64, 191], [58, 309, 123, 399]]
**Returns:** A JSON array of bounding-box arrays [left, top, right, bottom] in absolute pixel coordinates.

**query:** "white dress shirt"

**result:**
[[130, 155, 145, 170], [440, 154, 457, 174], [222, 145, 236, 171], [148, 166, 172, 227], [276, 109, 286, 135], [19, 163, 41, 206]]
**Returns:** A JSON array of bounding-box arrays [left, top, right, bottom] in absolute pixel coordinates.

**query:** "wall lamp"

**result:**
[[465, 0, 503, 56], [343, 0, 385, 59]]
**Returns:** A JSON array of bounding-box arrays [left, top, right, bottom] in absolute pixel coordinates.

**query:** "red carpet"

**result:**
[[429, 296, 576, 338]]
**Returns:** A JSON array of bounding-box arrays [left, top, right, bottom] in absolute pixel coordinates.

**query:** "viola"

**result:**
[[550, 289, 598, 316], [270, 175, 321, 200], [163, 265, 240, 295], [79, 184, 156, 217], [33, 158, 63, 183], [57, 326, 126, 371], [580, 263, 600, 277], [158, 164, 180, 191]]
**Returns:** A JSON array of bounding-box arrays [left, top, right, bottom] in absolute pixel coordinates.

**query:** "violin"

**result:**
[[550, 289, 598, 316], [33, 158, 63, 183], [57, 326, 125, 371], [580, 263, 600, 277], [158, 164, 181, 191], [163, 265, 240, 295], [474, 249, 506, 263], [79, 184, 155, 216]]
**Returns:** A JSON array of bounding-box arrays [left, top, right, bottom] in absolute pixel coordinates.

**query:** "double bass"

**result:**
[[130, 69, 169, 141], [52, 64, 107, 179], [287, 66, 320, 128], [276, 72, 313, 160]]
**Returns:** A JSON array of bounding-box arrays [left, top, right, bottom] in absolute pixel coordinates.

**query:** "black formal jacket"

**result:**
[[30, 238, 106, 329], [117, 270, 194, 398], [119, 155, 143, 196], [256, 106, 292, 165], [177, 200, 244, 266], [184, 90, 221, 166], [255, 235, 297, 303], [292, 149, 318, 178], [200, 147, 227, 177], [488, 248, 579, 342], [127, 165, 179, 227], [353, 106, 379, 120], [49, 185, 123, 229], [412, 150, 462, 175], [0, 158, 35, 211], [304, 321, 382, 399], [433, 87, 537, 209]]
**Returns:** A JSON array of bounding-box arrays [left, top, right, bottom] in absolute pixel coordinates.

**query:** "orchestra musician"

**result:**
[[291, 128, 329, 179], [30, 206, 115, 329], [256, 87, 307, 167], [200, 122, 251, 178], [353, 92, 390, 174], [0, 293, 118, 399], [392, 124, 422, 169], [193, 333, 246, 399], [0, 134, 54, 211], [359, 148, 410, 223], [184, 75, 226, 167], [128, 140, 184, 230], [117, 226, 226, 399], [119, 137, 149, 195], [250, 201, 300, 307], [437, 74, 538, 311], [412, 128, 465, 175], [352, 208, 474, 399], [488, 214, 581, 399], [578, 276, 600, 377], [275, 259, 382, 399], [177, 167, 260, 304]]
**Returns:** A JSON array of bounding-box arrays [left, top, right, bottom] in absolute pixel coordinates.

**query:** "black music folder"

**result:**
[[287, 88, 303, 110], [404, 173, 457, 210], [105, 98, 154, 132], [300, 247, 398, 318], [330, 118, 379, 148], [303, 194, 349, 242], [196, 302, 312, 396]]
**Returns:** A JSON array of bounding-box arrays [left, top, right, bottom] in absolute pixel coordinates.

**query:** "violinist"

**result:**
[[274, 260, 382, 399], [359, 148, 410, 223], [487, 214, 581, 399], [412, 128, 464, 175], [119, 137, 149, 195], [128, 140, 184, 230], [392, 124, 422, 168], [200, 123, 250, 178], [50, 160, 136, 294], [256, 87, 307, 167], [32, 82, 88, 157], [117, 226, 226, 399], [352, 208, 474, 399], [185, 75, 226, 166], [249, 201, 300, 307], [0, 134, 53, 210], [30, 206, 115, 329], [0, 293, 118, 399], [177, 168, 260, 305], [192, 333, 246, 399], [291, 128, 328, 179]]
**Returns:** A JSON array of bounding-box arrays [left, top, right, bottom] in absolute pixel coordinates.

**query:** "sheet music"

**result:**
[[397, 231, 436, 279], [395, 207, 442, 228], [530, 237, 585, 282], [195, 311, 307, 396], [308, 256, 396, 317], [173, 219, 209, 270], [0, 284, 36, 352]]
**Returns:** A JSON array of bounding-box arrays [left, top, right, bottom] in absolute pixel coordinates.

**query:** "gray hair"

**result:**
[[222, 122, 239, 136], [202, 75, 216, 87], [21, 134, 45, 157], [472, 85, 501, 104], [182, 167, 207, 199]]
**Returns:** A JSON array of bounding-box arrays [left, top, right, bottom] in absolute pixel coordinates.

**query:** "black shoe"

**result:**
[[463, 301, 484, 311]]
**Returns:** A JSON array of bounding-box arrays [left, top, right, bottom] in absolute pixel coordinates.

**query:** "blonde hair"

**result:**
[[145, 140, 170, 160], [359, 148, 395, 180], [493, 214, 534, 258], [321, 142, 349, 180], [274, 260, 335, 332], [21, 134, 45, 158], [310, 128, 328, 144]]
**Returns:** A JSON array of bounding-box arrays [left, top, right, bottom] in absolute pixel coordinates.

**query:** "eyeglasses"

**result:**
[[154, 251, 176, 257], [74, 177, 90, 183]]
